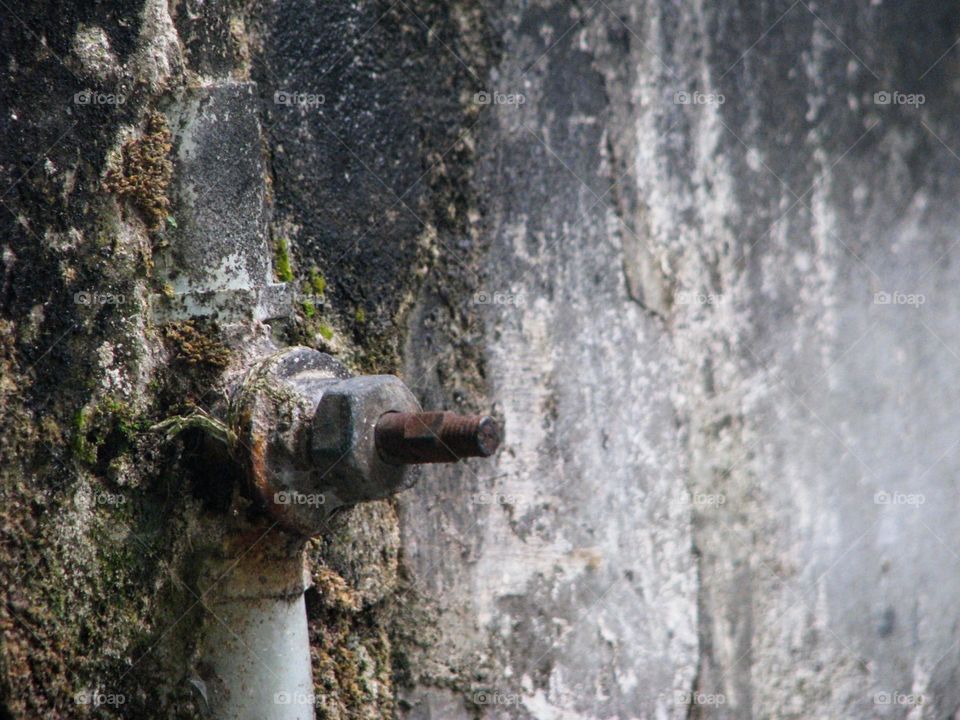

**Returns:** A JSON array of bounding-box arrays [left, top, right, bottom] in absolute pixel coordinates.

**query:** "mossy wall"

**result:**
[[0, 0, 492, 717]]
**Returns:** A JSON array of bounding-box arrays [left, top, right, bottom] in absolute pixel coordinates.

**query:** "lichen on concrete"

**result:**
[[304, 503, 404, 720]]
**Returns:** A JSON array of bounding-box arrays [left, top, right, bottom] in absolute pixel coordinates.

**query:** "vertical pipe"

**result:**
[[199, 545, 316, 719]]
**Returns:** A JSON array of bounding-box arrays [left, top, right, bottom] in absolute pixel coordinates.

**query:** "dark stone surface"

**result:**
[[255, 0, 489, 358]]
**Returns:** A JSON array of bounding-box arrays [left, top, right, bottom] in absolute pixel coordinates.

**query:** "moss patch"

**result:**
[[104, 112, 174, 231], [71, 397, 149, 469], [161, 320, 231, 372], [309, 267, 327, 295], [274, 238, 294, 282]]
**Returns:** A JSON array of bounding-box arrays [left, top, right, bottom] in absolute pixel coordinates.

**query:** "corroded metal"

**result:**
[[197, 348, 500, 720], [374, 411, 500, 464], [309, 374, 421, 506], [230, 347, 351, 536], [228, 347, 501, 536]]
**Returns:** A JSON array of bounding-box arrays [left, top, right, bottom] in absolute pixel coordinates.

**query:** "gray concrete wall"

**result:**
[[395, 2, 960, 718]]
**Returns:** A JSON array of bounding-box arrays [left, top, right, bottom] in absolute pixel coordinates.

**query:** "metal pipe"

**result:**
[[189, 348, 500, 720], [155, 83, 491, 720], [197, 537, 315, 719]]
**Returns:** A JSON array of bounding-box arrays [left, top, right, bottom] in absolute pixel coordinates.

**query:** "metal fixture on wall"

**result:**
[[230, 346, 500, 535], [198, 347, 499, 719]]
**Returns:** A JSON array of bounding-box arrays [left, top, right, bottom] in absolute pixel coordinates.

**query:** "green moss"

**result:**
[[318, 323, 334, 341], [107, 399, 151, 438], [354, 308, 366, 323], [274, 238, 294, 282], [71, 408, 97, 464], [302, 299, 316, 318], [309, 267, 326, 295], [71, 398, 146, 466]]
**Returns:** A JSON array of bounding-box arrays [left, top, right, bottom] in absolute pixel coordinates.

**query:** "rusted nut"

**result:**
[[375, 411, 500, 464], [229, 346, 498, 536], [231, 347, 351, 536], [310, 375, 421, 505]]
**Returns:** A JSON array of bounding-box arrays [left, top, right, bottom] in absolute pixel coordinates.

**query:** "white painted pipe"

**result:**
[[198, 547, 316, 720]]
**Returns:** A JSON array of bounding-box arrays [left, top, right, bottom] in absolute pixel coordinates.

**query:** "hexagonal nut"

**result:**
[[311, 375, 421, 504]]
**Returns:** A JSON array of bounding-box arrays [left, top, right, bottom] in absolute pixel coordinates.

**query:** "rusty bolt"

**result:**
[[375, 411, 500, 464], [229, 347, 501, 535]]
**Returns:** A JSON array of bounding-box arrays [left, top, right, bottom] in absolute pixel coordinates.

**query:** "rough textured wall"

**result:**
[[2, 0, 959, 718]]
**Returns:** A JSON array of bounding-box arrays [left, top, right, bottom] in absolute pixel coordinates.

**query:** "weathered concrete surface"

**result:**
[[395, 1, 960, 718], [258, 1, 697, 716], [396, 3, 701, 716], [4, 0, 960, 718], [594, 3, 960, 718]]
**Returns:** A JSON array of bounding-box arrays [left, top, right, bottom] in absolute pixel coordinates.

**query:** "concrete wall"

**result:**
[[2, 1, 959, 718], [394, 3, 960, 718]]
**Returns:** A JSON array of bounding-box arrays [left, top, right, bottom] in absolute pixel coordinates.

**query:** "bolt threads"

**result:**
[[375, 411, 501, 465], [440, 413, 484, 447]]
